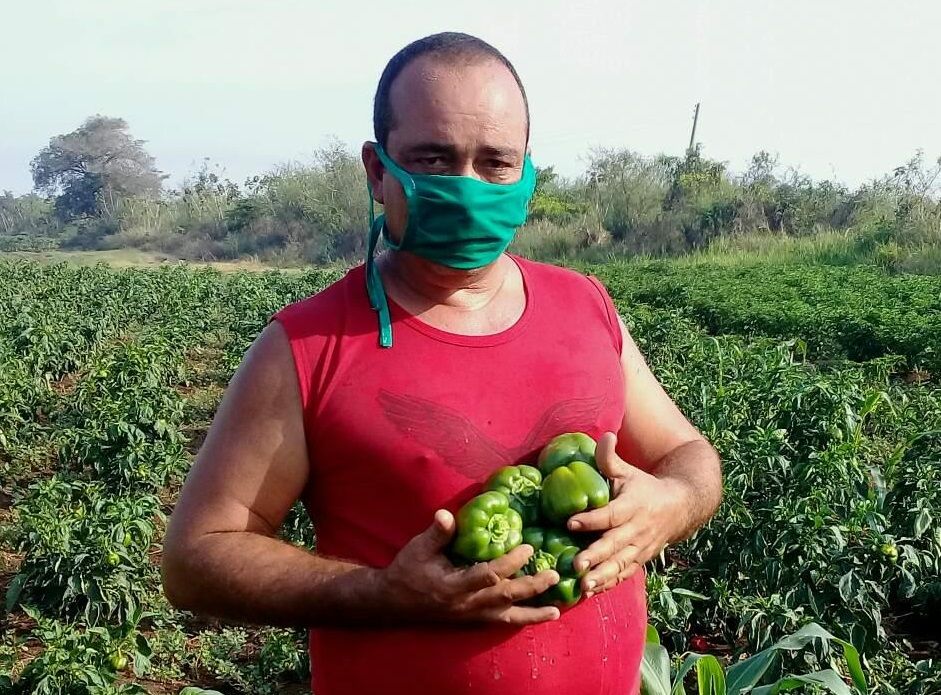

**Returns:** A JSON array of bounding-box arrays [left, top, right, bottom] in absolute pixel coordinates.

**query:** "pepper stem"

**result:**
[[529, 550, 557, 574], [509, 476, 539, 496], [488, 513, 511, 544]]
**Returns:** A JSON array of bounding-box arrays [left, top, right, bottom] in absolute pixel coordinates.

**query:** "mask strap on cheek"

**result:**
[[366, 179, 394, 348]]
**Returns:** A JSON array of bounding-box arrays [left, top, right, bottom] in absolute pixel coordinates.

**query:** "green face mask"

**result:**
[[365, 142, 537, 348]]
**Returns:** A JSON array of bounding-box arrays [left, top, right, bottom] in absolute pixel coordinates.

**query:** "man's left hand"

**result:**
[[567, 432, 693, 597]]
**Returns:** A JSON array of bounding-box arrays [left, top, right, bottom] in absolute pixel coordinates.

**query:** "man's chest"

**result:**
[[305, 337, 625, 543]]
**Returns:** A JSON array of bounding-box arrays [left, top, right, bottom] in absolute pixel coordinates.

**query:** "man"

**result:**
[[162, 32, 722, 694]]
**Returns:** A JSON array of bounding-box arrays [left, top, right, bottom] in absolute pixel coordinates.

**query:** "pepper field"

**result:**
[[0, 258, 938, 693]]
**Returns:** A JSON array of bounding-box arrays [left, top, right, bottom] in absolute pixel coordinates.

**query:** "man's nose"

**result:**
[[453, 159, 483, 180]]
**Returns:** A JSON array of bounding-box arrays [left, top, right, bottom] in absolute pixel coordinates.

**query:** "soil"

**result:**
[[885, 609, 941, 660]]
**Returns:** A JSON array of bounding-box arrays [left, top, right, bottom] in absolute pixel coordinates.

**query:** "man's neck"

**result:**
[[379, 251, 511, 313]]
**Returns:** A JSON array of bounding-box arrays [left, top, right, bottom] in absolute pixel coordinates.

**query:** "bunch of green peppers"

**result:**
[[519, 527, 587, 606], [449, 432, 611, 608], [538, 432, 610, 525], [450, 490, 524, 562]]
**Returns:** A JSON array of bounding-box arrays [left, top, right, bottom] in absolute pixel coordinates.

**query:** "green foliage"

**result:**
[[30, 116, 164, 223], [279, 501, 316, 550], [867, 645, 939, 695], [232, 140, 368, 263], [584, 148, 675, 248], [143, 624, 188, 681], [510, 216, 609, 261], [592, 262, 941, 372], [529, 165, 587, 223], [7, 477, 162, 625], [0, 606, 152, 695], [59, 340, 189, 494], [7, 118, 941, 270], [529, 191, 585, 222], [0, 192, 59, 238], [585, 264, 941, 676], [642, 622, 868, 695], [192, 628, 309, 695], [0, 257, 937, 692], [83, 141, 369, 265]]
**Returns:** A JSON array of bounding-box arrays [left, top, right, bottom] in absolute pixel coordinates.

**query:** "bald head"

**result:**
[[373, 32, 530, 149], [361, 33, 530, 247]]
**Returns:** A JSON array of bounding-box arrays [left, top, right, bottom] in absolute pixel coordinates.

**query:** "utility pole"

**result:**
[[687, 102, 701, 156]]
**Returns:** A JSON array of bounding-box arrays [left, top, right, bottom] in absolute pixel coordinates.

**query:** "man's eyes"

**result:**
[[416, 156, 446, 166], [410, 156, 517, 172]]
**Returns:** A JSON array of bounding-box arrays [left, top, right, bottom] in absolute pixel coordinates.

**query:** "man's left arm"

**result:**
[[568, 316, 722, 596]]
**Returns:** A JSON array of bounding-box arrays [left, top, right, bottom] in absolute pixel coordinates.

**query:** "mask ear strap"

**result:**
[[366, 180, 393, 348]]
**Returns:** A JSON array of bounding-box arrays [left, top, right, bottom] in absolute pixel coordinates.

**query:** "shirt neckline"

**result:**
[[384, 254, 535, 348]]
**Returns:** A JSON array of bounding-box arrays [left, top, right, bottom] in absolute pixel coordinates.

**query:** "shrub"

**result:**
[[6, 477, 162, 625]]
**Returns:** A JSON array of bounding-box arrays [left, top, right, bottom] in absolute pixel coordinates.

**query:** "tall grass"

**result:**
[[683, 229, 862, 266], [4, 143, 940, 272]]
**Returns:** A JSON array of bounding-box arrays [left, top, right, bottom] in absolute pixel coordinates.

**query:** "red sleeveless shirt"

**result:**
[[273, 256, 646, 695]]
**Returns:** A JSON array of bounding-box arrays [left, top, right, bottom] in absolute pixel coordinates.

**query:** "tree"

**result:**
[[584, 148, 672, 242], [31, 116, 164, 221], [0, 191, 57, 236]]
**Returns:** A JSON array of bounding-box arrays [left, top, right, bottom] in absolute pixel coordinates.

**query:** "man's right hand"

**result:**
[[377, 509, 562, 625]]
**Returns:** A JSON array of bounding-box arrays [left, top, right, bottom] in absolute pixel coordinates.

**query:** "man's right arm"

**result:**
[[161, 321, 560, 628], [161, 321, 385, 627]]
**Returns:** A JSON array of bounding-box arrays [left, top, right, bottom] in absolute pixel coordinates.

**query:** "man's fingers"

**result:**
[[573, 525, 635, 573], [594, 432, 632, 479], [446, 544, 533, 594], [486, 605, 561, 626], [582, 544, 641, 593], [448, 561, 502, 594], [590, 558, 642, 595], [486, 544, 534, 578], [471, 570, 560, 608], [411, 509, 455, 558], [568, 496, 632, 532], [499, 571, 560, 603]]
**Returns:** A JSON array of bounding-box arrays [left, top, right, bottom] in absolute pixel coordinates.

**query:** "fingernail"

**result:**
[[577, 559, 590, 572], [586, 579, 596, 590], [585, 591, 594, 599], [569, 520, 582, 531]]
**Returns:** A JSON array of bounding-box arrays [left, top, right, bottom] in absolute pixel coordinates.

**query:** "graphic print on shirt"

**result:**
[[377, 389, 605, 480]]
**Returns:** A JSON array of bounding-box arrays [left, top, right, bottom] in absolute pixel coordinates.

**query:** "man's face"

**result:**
[[363, 56, 529, 244]]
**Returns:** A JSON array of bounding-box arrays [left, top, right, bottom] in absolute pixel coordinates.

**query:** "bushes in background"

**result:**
[[3, 144, 940, 270]]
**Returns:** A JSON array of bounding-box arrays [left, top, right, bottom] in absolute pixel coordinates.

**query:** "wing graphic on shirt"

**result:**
[[377, 390, 513, 479], [511, 395, 607, 461], [377, 389, 606, 480]]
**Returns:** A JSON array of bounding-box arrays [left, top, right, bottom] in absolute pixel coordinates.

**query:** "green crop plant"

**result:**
[[641, 622, 868, 695], [0, 257, 937, 692]]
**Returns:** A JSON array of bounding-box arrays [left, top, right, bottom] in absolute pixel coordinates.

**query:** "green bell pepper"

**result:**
[[537, 432, 597, 475], [520, 527, 586, 606], [451, 490, 523, 563], [484, 464, 542, 526], [541, 460, 610, 525], [522, 527, 579, 556]]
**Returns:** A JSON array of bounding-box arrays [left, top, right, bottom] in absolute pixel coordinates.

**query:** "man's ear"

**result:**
[[361, 142, 385, 205]]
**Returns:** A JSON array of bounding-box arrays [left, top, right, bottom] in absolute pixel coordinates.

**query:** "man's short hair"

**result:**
[[373, 32, 530, 148]]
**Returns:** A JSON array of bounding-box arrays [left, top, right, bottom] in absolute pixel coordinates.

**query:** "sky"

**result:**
[[2, 1, 939, 195]]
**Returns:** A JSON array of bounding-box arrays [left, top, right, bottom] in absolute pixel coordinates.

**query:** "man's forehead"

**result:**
[[394, 52, 515, 88], [386, 56, 528, 150], [398, 141, 522, 158]]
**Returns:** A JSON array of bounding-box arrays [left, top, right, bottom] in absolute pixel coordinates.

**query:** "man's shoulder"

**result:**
[[273, 264, 366, 335], [515, 255, 621, 346], [515, 255, 587, 281], [514, 255, 603, 295]]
